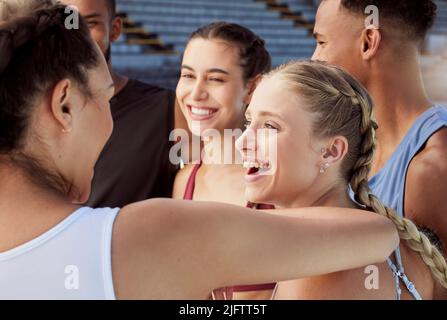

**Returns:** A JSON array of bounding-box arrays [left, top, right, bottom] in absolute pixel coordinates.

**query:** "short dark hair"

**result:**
[[188, 22, 272, 82], [105, 0, 116, 20], [340, 0, 437, 41]]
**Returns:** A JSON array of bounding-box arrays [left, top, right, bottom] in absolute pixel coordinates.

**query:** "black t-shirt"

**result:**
[[87, 79, 178, 208]]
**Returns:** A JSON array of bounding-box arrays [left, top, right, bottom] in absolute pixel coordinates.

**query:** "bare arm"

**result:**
[[113, 199, 398, 299], [404, 128, 447, 299]]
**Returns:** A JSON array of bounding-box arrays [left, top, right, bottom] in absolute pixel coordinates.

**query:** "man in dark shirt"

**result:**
[[62, 0, 186, 207]]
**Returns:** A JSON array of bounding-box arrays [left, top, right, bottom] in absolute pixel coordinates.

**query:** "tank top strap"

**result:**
[[369, 106, 447, 217], [0, 206, 119, 299], [183, 162, 202, 200], [386, 252, 422, 300]]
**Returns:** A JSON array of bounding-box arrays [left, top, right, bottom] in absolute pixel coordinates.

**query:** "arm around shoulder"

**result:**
[[111, 199, 398, 299]]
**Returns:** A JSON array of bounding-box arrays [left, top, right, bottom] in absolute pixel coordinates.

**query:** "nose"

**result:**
[[236, 126, 257, 160], [191, 80, 208, 101], [311, 48, 319, 61]]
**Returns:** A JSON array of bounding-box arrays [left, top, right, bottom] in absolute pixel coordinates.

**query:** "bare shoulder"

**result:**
[[411, 127, 447, 173], [405, 127, 447, 227], [405, 128, 447, 296], [405, 128, 447, 210], [172, 163, 195, 199], [277, 244, 433, 300], [276, 263, 394, 299]]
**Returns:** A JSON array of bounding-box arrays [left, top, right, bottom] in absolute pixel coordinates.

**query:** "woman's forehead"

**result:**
[[250, 77, 311, 118], [183, 38, 241, 69]]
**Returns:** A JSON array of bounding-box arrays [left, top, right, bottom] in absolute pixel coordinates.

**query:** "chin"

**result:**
[[245, 187, 270, 205], [189, 123, 215, 138], [70, 179, 91, 205], [70, 190, 89, 205], [79, 191, 90, 205]]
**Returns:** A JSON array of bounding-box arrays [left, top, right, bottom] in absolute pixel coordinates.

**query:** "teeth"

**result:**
[[191, 107, 215, 116], [260, 163, 271, 170], [243, 161, 271, 170]]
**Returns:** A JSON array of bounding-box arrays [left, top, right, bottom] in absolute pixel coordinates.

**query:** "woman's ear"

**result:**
[[50, 78, 73, 133], [321, 136, 349, 166], [243, 75, 262, 105]]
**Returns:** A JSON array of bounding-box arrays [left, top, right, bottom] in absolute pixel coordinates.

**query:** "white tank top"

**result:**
[[0, 207, 119, 300]]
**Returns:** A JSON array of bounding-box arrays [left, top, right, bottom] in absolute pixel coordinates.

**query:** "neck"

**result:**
[[367, 53, 432, 146], [310, 185, 354, 208], [201, 128, 243, 166], [108, 62, 129, 96], [280, 181, 355, 209], [0, 163, 76, 220]]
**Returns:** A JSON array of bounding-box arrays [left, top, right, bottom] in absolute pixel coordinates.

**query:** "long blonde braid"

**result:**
[[346, 83, 447, 288], [272, 60, 447, 288]]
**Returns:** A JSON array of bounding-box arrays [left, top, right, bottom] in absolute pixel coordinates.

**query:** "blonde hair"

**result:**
[[271, 60, 447, 288]]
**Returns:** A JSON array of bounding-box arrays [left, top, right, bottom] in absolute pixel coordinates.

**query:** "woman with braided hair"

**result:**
[[0, 1, 399, 299], [237, 60, 447, 300]]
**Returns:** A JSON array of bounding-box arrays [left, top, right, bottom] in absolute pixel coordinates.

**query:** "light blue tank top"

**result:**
[[0, 207, 119, 300], [369, 105, 447, 300], [369, 105, 447, 215]]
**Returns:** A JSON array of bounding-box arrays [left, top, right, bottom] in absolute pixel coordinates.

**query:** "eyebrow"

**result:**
[[181, 65, 230, 75], [83, 13, 102, 20], [312, 32, 323, 39], [246, 110, 284, 122]]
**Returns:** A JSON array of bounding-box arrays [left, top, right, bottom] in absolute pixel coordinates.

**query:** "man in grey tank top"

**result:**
[[60, 0, 189, 208], [311, 0, 447, 298]]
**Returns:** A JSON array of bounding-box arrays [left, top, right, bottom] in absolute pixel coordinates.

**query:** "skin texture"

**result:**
[[236, 75, 433, 299], [60, 0, 128, 95], [176, 38, 251, 137], [238, 76, 352, 209], [173, 38, 269, 299], [0, 0, 402, 300], [173, 39, 254, 209], [312, 0, 447, 299], [0, 40, 401, 300], [60, 0, 189, 132], [173, 38, 248, 208]]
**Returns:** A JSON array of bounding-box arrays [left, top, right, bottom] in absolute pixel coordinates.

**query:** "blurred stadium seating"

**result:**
[[112, 0, 447, 102], [423, 1, 447, 104]]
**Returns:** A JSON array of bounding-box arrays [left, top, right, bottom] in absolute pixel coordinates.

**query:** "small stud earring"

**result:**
[[320, 162, 330, 174], [61, 128, 71, 133]]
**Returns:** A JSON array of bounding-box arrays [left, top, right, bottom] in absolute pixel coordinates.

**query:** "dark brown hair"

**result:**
[[105, 0, 116, 20], [188, 22, 272, 82], [0, 1, 100, 197], [0, 2, 100, 153]]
